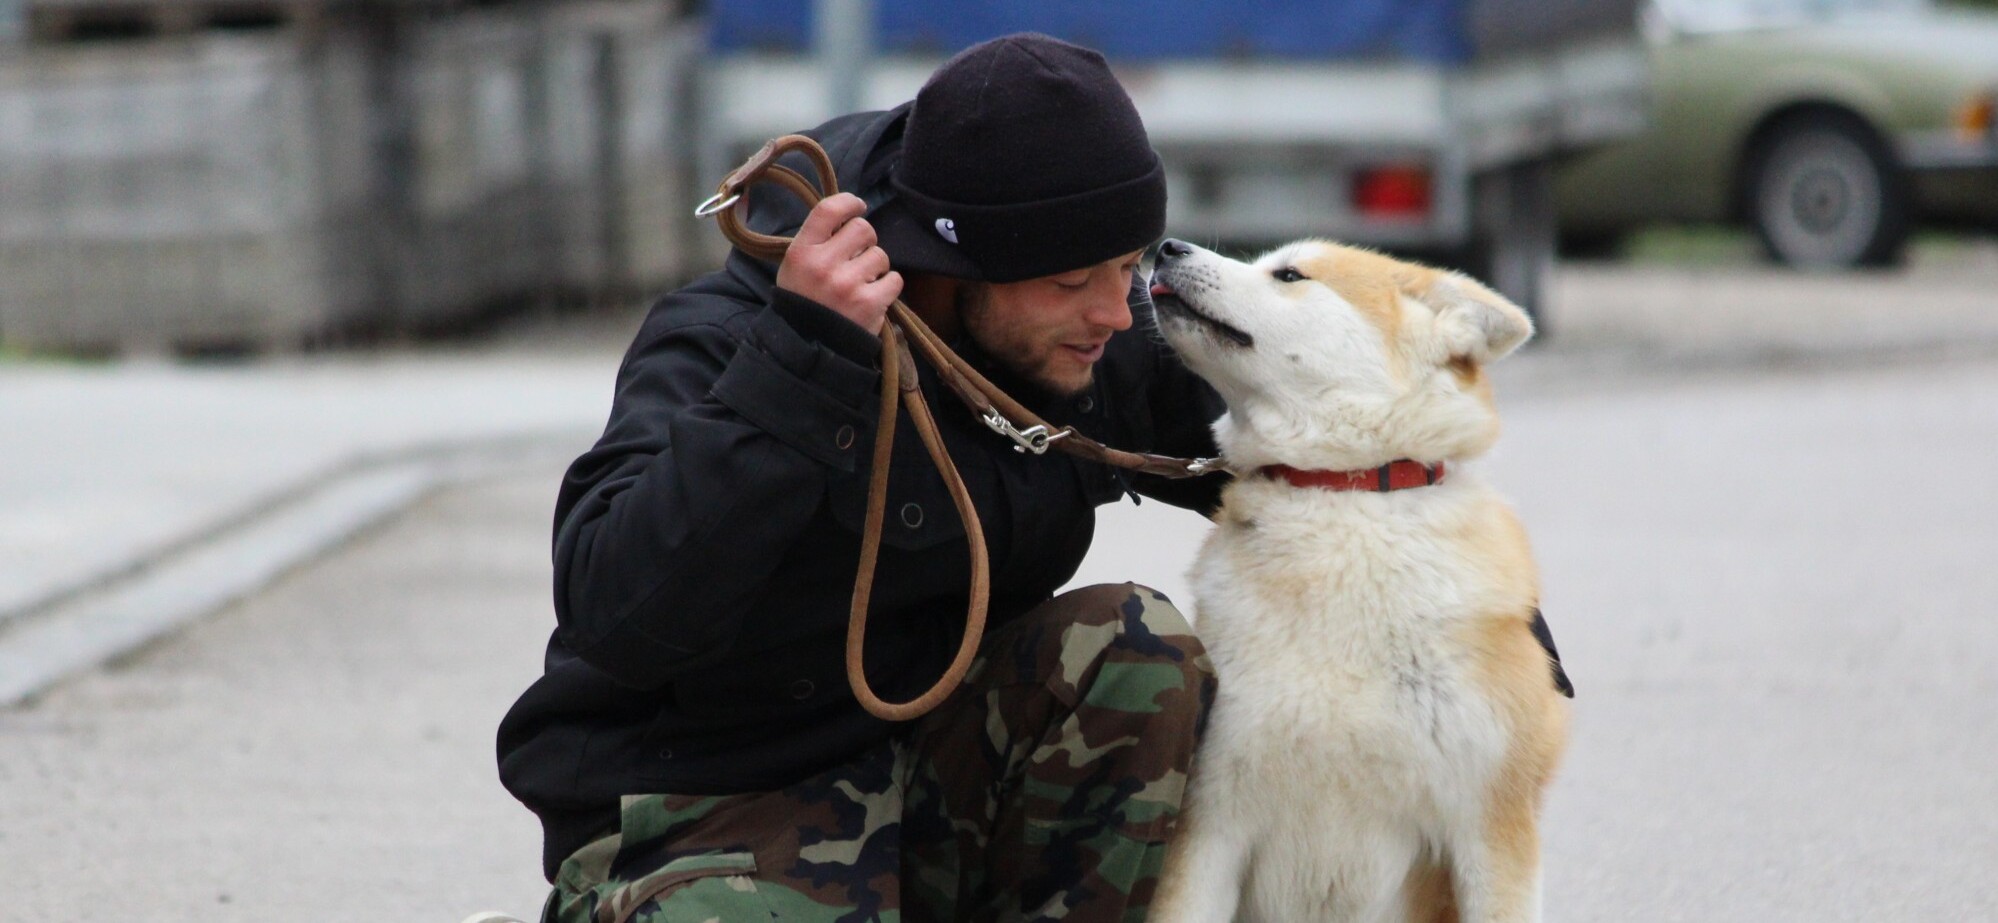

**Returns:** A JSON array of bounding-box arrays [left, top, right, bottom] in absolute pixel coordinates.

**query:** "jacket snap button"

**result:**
[[835, 425, 855, 449], [657, 747, 673, 760], [900, 502, 923, 528], [1077, 395, 1094, 412], [790, 679, 816, 700]]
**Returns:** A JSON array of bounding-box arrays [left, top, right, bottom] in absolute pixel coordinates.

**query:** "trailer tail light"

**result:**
[[1955, 92, 1994, 142], [1351, 165, 1432, 219]]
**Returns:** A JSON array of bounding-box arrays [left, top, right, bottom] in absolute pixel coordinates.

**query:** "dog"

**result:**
[[1145, 238, 1572, 923]]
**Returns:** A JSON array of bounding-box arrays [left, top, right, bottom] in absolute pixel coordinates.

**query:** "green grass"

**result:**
[[0, 341, 119, 366], [1606, 225, 1997, 268], [1621, 225, 1763, 266]]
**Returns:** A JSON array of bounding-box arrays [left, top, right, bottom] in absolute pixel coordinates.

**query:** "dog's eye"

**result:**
[[1273, 267, 1306, 283]]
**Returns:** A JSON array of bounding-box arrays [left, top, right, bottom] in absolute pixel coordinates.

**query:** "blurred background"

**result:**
[[1, 0, 1994, 920]]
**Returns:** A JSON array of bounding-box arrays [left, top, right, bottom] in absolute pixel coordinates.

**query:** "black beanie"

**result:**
[[870, 33, 1167, 283]]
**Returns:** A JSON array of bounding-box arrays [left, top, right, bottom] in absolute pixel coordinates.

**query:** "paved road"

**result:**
[[5, 349, 1992, 921], [0, 472, 561, 921], [0, 353, 608, 623]]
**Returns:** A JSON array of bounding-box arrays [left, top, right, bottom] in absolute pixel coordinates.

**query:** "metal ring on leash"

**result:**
[[693, 191, 742, 217]]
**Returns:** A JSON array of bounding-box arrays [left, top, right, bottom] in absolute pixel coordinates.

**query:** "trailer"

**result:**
[[691, 0, 1649, 320]]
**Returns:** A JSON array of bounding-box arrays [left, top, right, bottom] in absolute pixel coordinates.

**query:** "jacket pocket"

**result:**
[[588, 790, 781, 923], [657, 643, 843, 725], [826, 449, 1002, 553]]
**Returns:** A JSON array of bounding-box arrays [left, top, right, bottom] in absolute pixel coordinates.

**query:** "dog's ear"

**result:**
[[1424, 272, 1534, 362]]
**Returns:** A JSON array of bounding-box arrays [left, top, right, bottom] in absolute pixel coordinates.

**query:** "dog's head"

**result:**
[[1149, 238, 1532, 471]]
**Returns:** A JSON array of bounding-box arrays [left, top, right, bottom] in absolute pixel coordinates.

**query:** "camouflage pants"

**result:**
[[542, 583, 1215, 923]]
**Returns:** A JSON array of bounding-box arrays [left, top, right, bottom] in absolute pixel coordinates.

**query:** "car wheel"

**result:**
[[1559, 229, 1628, 261], [1744, 113, 1909, 269]]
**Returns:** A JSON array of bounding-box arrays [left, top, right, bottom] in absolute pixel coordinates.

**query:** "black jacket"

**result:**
[[497, 105, 1228, 880]]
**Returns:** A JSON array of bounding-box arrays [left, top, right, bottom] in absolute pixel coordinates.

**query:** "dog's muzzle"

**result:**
[[1149, 278, 1255, 348], [1150, 239, 1255, 348]]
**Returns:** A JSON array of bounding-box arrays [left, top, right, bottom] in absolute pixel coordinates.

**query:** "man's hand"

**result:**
[[776, 193, 902, 337]]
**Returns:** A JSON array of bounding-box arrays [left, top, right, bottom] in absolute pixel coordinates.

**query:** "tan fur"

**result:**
[[1446, 355, 1482, 390], [1404, 861, 1461, 923], [1296, 246, 1413, 345], [1448, 462, 1566, 923]]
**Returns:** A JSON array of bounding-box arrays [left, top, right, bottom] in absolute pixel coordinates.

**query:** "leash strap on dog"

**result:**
[[699, 135, 1221, 722]]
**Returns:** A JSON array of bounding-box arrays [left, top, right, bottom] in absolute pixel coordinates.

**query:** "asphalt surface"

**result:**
[[0, 354, 607, 624], [4, 256, 1997, 920], [0, 473, 560, 921]]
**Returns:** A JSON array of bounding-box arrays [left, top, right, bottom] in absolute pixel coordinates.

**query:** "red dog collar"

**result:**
[[1261, 460, 1446, 492]]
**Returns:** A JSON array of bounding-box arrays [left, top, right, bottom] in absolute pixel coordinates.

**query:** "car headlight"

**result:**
[[1955, 91, 1996, 144]]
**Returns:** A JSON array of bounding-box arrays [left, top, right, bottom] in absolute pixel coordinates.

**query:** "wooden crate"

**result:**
[[0, 35, 378, 354]]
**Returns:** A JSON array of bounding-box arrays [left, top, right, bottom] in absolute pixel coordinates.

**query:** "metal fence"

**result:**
[[0, 0, 698, 354]]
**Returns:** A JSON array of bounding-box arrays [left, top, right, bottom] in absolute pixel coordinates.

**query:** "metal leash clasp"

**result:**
[[981, 409, 1067, 455], [1184, 457, 1225, 476]]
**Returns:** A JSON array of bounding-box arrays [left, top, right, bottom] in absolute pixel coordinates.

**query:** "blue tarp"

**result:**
[[709, 0, 1473, 63]]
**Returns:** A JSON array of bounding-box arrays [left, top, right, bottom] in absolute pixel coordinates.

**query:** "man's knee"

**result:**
[[1032, 583, 1214, 716]]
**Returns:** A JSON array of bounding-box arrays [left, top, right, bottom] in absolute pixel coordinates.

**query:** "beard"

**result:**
[[956, 283, 1097, 399]]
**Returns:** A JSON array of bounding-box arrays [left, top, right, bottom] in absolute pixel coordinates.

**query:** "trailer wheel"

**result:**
[[1742, 112, 1909, 269], [1465, 160, 1557, 334], [1559, 229, 1627, 261]]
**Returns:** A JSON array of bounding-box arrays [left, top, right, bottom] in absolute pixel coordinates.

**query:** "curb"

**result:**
[[0, 432, 586, 707]]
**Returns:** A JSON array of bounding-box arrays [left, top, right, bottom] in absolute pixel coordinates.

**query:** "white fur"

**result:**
[[1149, 241, 1561, 923]]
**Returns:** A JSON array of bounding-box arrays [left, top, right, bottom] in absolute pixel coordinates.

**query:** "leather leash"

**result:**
[[697, 134, 1222, 722]]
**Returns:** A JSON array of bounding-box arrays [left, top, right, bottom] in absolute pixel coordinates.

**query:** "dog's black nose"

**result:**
[[1157, 238, 1193, 261]]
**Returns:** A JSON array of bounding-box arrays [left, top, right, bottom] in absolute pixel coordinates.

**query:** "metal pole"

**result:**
[[592, 32, 631, 297], [0, 0, 19, 347], [0, 0, 19, 345], [0, 0, 25, 45], [520, 16, 559, 311], [359, 5, 416, 334], [815, 0, 873, 116]]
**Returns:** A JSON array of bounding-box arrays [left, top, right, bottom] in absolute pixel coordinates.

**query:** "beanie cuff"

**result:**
[[889, 158, 1167, 283]]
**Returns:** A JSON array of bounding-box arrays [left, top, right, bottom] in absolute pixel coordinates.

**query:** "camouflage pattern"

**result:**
[[541, 583, 1215, 923]]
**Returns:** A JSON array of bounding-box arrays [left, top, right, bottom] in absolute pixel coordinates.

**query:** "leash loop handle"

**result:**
[[702, 134, 984, 723], [712, 135, 842, 264]]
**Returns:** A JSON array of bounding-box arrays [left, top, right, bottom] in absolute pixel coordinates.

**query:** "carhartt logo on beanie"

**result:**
[[885, 33, 1167, 283]]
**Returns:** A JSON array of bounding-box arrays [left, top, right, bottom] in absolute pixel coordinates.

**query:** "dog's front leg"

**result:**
[[1448, 801, 1543, 923], [1149, 803, 1249, 923]]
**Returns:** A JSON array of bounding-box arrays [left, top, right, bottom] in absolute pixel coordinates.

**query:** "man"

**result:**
[[497, 33, 1228, 923]]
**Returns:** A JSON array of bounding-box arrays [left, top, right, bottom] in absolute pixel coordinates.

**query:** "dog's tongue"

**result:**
[[1150, 281, 1176, 298]]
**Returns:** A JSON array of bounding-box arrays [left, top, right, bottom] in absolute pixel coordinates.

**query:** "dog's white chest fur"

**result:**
[[1169, 475, 1533, 923]]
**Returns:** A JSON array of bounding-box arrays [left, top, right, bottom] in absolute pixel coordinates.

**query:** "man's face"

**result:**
[[960, 249, 1143, 397]]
